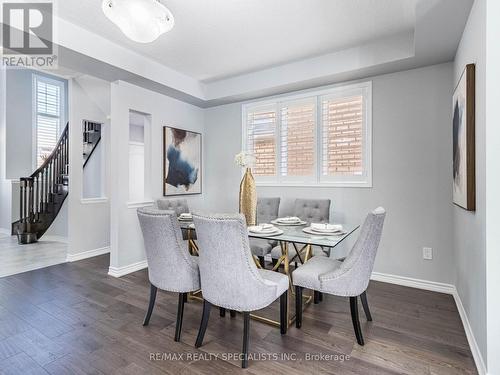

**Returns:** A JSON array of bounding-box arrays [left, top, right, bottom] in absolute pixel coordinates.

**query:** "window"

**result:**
[[33, 75, 65, 168], [242, 82, 371, 187]]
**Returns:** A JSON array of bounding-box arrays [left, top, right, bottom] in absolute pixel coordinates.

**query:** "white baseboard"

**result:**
[[66, 246, 110, 262], [371, 272, 486, 375], [371, 272, 455, 294], [452, 289, 487, 375], [108, 260, 148, 278]]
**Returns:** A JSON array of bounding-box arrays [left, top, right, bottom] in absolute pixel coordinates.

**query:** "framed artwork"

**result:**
[[452, 64, 475, 211], [163, 126, 202, 196]]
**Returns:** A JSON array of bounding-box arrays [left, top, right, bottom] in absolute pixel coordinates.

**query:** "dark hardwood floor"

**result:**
[[0, 255, 477, 374]]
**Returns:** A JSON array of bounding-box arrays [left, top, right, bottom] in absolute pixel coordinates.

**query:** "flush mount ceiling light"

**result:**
[[102, 0, 174, 43]]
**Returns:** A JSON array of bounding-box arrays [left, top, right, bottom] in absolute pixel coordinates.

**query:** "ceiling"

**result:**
[[57, 0, 418, 82]]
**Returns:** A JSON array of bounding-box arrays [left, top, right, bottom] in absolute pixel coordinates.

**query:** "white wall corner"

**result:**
[[66, 246, 110, 262], [108, 260, 148, 278]]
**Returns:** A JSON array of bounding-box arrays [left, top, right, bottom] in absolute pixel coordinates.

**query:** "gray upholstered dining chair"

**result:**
[[137, 207, 200, 342], [192, 213, 289, 368], [250, 197, 280, 267], [156, 198, 194, 240], [270, 198, 331, 264], [156, 197, 189, 214], [293, 207, 386, 346]]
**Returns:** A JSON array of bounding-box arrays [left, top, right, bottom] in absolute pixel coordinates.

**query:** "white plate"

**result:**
[[248, 228, 283, 236], [310, 228, 342, 234], [271, 219, 307, 226], [302, 227, 345, 236]]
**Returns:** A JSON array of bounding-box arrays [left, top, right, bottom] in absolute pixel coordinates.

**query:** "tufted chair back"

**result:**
[[156, 198, 189, 216], [320, 207, 386, 296], [137, 207, 199, 292], [256, 197, 280, 224], [192, 213, 282, 311], [293, 199, 331, 223]]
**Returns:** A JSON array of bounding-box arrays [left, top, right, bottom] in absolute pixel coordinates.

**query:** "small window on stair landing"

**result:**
[[82, 120, 105, 199]]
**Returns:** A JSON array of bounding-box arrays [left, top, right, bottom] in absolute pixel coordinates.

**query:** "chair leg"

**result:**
[[219, 307, 226, 317], [242, 312, 250, 368], [258, 256, 265, 268], [271, 259, 277, 268], [183, 293, 188, 303], [360, 291, 372, 321], [174, 293, 186, 342], [195, 300, 211, 348], [143, 284, 157, 326], [314, 290, 320, 304], [230, 310, 236, 318], [295, 286, 303, 328], [318, 292, 323, 302], [280, 292, 287, 334], [350, 296, 364, 345]]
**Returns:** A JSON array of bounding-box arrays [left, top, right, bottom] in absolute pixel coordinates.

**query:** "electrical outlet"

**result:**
[[423, 247, 433, 260]]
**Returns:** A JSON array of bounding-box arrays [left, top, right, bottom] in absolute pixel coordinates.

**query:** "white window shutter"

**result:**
[[321, 95, 364, 177], [279, 99, 316, 180], [245, 105, 277, 177]]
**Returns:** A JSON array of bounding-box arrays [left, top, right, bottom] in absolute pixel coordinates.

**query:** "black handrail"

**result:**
[[30, 122, 69, 178], [15, 122, 69, 242]]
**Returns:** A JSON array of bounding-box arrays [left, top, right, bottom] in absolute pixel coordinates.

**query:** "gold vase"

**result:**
[[239, 168, 257, 226]]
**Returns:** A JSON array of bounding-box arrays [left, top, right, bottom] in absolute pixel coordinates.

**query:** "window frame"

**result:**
[[32, 74, 66, 170], [242, 81, 372, 188]]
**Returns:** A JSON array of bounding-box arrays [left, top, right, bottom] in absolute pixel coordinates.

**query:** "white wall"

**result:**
[[5, 69, 33, 179], [452, 0, 487, 368], [68, 75, 111, 257], [0, 66, 9, 234], [109, 81, 204, 272], [204, 63, 455, 284], [485, 0, 500, 373]]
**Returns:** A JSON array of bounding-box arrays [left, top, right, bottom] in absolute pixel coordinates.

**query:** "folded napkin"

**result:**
[[310, 223, 343, 232], [277, 216, 301, 223], [249, 224, 277, 232]]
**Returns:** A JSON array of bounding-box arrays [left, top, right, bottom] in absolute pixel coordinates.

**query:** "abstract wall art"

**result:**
[[163, 126, 202, 196], [452, 64, 475, 211]]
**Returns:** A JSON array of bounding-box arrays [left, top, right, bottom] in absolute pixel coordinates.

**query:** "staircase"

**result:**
[[12, 123, 69, 244], [11, 121, 103, 244]]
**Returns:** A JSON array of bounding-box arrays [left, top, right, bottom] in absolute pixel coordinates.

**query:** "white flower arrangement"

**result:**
[[234, 151, 256, 168]]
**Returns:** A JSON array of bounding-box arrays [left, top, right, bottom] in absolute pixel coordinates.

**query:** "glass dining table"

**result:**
[[179, 219, 360, 328]]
